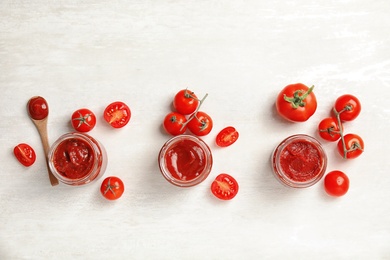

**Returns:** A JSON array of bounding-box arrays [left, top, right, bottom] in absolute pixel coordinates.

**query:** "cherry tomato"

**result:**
[[71, 108, 96, 132], [103, 101, 131, 128], [211, 173, 239, 200], [100, 176, 125, 200], [275, 83, 317, 122], [337, 133, 364, 159], [187, 111, 213, 136], [27, 96, 48, 120], [163, 112, 187, 136], [14, 143, 36, 167], [318, 117, 343, 142], [324, 170, 349, 197], [334, 94, 361, 121], [173, 89, 200, 115], [216, 126, 239, 147]]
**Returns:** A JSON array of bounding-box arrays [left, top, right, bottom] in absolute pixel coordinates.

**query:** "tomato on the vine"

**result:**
[[216, 126, 239, 147], [334, 94, 361, 121], [14, 143, 36, 167], [104, 101, 131, 128], [173, 89, 200, 115], [318, 117, 343, 142], [337, 133, 364, 159], [187, 111, 213, 136], [71, 108, 96, 132], [100, 176, 125, 200], [163, 112, 187, 136], [211, 173, 239, 200], [324, 170, 349, 197], [275, 83, 317, 122]]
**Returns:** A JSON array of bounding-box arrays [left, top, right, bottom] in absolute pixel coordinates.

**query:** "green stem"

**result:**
[[180, 93, 208, 131], [333, 107, 347, 158], [284, 85, 315, 109]]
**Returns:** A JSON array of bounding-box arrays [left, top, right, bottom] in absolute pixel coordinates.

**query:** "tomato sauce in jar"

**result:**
[[272, 134, 327, 188], [158, 135, 212, 187], [48, 133, 107, 186]]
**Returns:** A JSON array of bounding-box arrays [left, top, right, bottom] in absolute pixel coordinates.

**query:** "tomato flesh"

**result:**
[[211, 173, 239, 200], [104, 101, 131, 128], [324, 171, 349, 197], [14, 143, 36, 167], [216, 126, 239, 147], [100, 176, 125, 200]]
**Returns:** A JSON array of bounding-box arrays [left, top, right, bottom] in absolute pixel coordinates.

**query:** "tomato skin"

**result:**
[[27, 96, 49, 120], [334, 94, 361, 121], [216, 126, 239, 147], [14, 143, 36, 167], [173, 89, 199, 115], [187, 111, 213, 136], [275, 83, 317, 122], [100, 176, 125, 200], [103, 101, 131, 128], [324, 171, 349, 197], [71, 108, 96, 132], [337, 133, 364, 159], [211, 173, 239, 200], [318, 117, 343, 142], [163, 112, 187, 136]]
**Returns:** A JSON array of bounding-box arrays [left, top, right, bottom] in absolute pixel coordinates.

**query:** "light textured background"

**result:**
[[1, 1, 389, 259]]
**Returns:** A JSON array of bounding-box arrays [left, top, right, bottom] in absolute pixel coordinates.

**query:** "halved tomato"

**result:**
[[103, 101, 131, 128], [14, 143, 36, 167], [216, 126, 239, 147], [211, 173, 239, 200]]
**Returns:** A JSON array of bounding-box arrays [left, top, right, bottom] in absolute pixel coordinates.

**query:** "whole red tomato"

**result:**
[[334, 94, 361, 121], [173, 89, 200, 115], [100, 176, 125, 200], [163, 112, 187, 136], [211, 173, 239, 200], [318, 117, 343, 142], [71, 108, 96, 132], [14, 143, 36, 167], [187, 111, 213, 136], [104, 101, 131, 128], [337, 133, 364, 159], [324, 171, 349, 197], [276, 83, 317, 122]]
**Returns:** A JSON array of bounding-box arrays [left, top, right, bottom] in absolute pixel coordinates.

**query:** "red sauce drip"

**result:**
[[28, 96, 49, 120], [53, 138, 94, 179], [164, 139, 206, 181], [280, 140, 322, 182]]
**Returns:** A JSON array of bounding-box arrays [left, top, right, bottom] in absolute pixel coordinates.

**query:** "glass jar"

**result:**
[[158, 135, 213, 187], [48, 132, 107, 186], [271, 134, 327, 188]]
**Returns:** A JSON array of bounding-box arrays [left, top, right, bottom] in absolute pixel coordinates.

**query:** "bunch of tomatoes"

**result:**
[[276, 83, 364, 197], [162, 89, 240, 200]]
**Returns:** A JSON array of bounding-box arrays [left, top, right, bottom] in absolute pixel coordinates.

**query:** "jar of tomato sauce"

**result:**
[[48, 133, 107, 186], [158, 135, 213, 187], [271, 134, 327, 188]]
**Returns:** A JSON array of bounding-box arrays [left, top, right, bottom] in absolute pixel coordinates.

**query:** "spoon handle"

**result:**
[[37, 122, 59, 186]]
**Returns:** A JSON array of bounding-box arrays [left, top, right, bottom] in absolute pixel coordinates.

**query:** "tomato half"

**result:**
[[211, 173, 239, 200], [100, 176, 125, 200], [324, 170, 349, 197], [71, 108, 96, 132], [334, 94, 361, 121], [14, 143, 36, 167], [275, 83, 317, 122], [337, 133, 364, 159], [163, 112, 187, 136], [104, 101, 131, 128], [173, 89, 200, 115], [216, 126, 239, 147], [187, 111, 213, 136], [318, 117, 343, 142]]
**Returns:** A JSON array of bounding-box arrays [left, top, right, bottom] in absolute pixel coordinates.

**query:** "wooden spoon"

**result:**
[[27, 96, 59, 186]]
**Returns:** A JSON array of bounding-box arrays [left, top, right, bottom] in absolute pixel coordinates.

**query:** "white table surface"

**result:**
[[1, 1, 389, 259]]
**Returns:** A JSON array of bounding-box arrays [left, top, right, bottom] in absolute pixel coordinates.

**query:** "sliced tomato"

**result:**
[[14, 143, 36, 167], [211, 173, 239, 200], [104, 101, 131, 128], [216, 126, 239, 147]]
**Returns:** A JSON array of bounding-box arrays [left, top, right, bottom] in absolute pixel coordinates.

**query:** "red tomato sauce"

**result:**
[[279, 140, 322, 182], [28, 96, 49, 120], [52, 138, 95, 179], [164, 139, 206, 181]]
